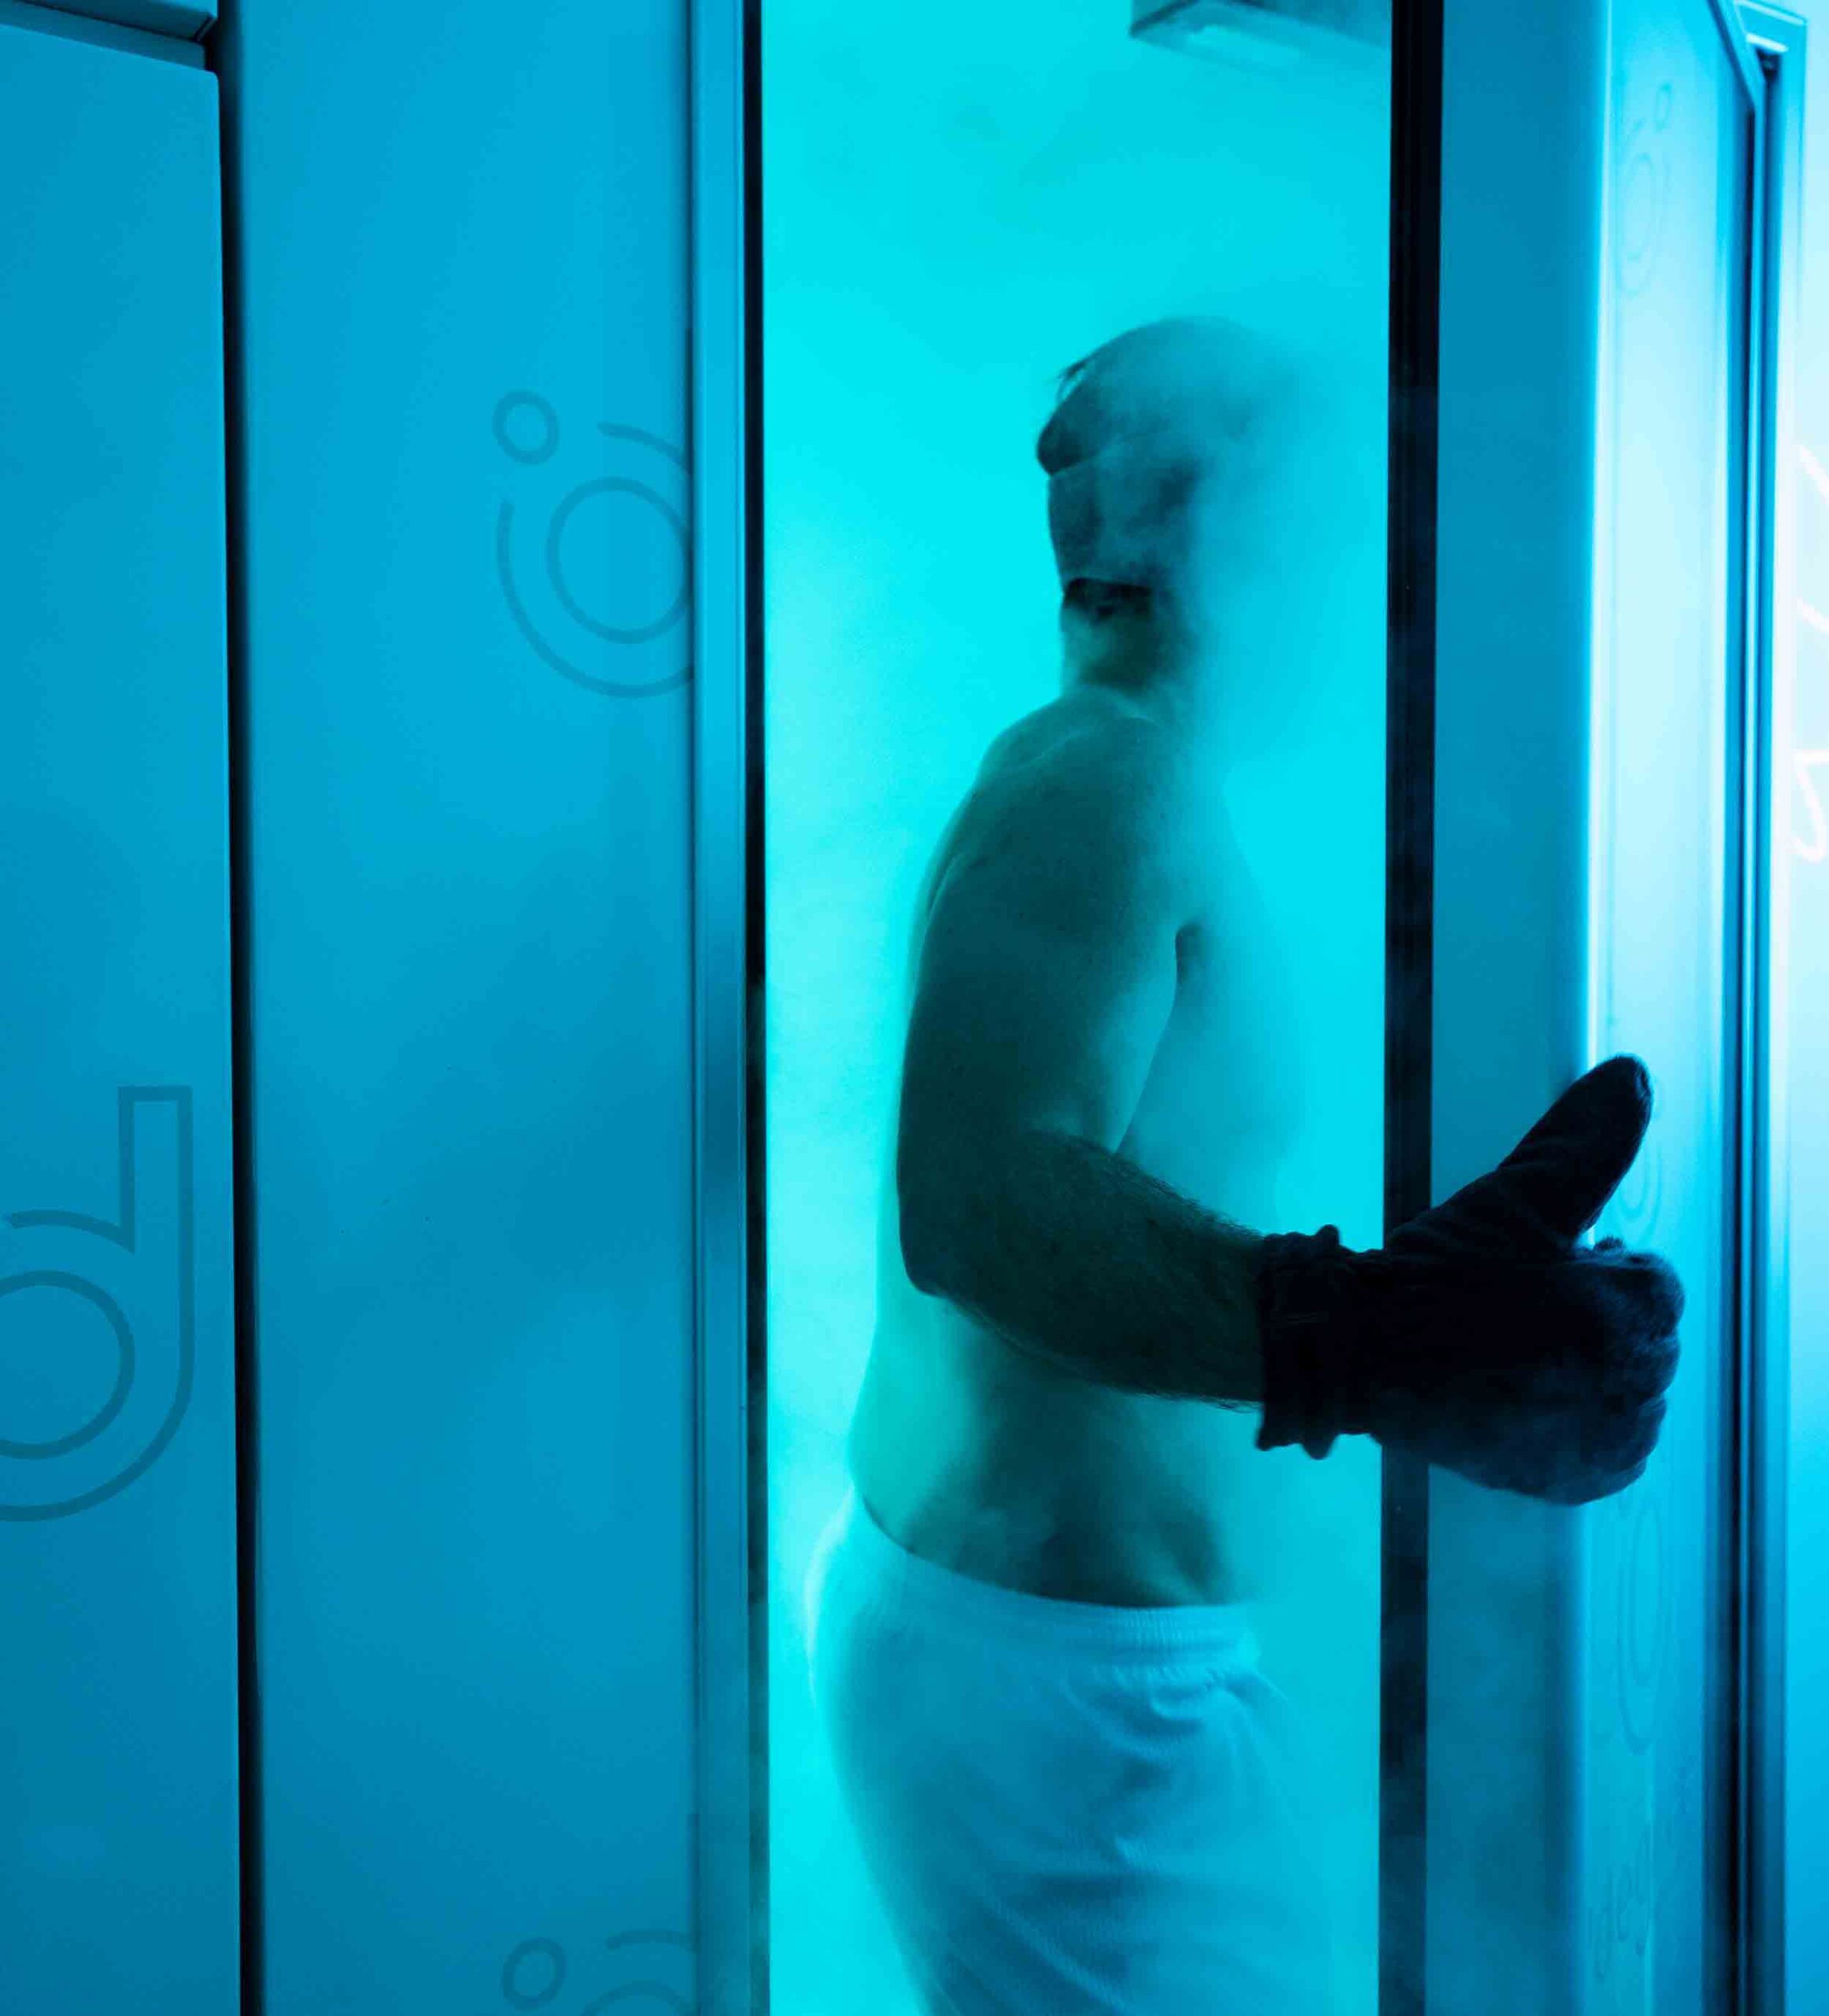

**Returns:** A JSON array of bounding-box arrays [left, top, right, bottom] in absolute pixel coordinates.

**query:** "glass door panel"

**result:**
[[760, 6, 1391, 2011]]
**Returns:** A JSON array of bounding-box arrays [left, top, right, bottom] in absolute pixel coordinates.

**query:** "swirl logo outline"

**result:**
[[494, 392, 692, 700], [0, 1087, 195, 1521]]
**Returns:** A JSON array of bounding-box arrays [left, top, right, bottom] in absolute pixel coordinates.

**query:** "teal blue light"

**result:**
[[762, 6, 1390, 2009]]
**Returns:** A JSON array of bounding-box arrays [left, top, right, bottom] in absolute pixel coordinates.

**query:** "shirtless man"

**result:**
[[806, 317, 1682, 2014]]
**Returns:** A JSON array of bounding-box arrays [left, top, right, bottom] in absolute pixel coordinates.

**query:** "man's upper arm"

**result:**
[[896, 723, 1187, 1232]]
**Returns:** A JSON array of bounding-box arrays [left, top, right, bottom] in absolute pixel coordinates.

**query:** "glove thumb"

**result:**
[[1490, 1054, 1654, 1249]]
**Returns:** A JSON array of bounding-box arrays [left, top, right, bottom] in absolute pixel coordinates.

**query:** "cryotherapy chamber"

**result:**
[[744, 0, 1797, 2011], [0, 0, 1805, 2014]]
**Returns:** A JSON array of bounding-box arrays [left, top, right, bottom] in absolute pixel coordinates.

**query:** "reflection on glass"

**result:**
[[763, 9, 1389, 2011]]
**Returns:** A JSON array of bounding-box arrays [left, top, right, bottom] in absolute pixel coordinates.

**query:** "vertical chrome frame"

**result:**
[[1701, 0, 1774, 1992], [1382, 3, 1443, 2010], [691, 0, 762, 2011], [1688, 6, 1798, 2006], [1734, 14, 1803, 2012], [1682, 6, 1770, 2006]]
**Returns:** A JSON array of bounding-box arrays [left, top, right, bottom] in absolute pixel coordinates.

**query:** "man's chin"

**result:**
[[1064, 578, 1156, 621]]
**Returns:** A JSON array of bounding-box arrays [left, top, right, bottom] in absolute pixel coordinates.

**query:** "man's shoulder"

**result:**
[[993, 693, 1206, 832], [983, 692, 1182, 802], [963, 699, 1208, 906]]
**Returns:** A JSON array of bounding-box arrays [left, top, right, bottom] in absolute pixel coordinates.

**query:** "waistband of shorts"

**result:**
[[826, 1487, 1262, 1666]]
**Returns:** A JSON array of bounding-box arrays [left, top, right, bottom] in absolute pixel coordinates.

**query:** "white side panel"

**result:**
[[1430, 2, 1608, 2004], [221, 5, 699, 2009], [1431, 1, 1757, 2010], [0, 21, 238, 2014], [1585, 5, 1751, 2007]]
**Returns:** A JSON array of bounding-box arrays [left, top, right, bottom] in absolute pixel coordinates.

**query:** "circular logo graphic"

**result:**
[[493, 395, 692, 699], [1616, 79, 1675, 298], [0, 1273, 135, 1460], [503, 1937, 567, 2011], [499, 1929, 693, 2015], [0, 1088, 195, 1522]]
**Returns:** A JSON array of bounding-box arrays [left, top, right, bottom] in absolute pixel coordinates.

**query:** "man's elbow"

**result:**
[[897, 1180, 955, 1299], [897, 1125, 1024, 1303], [896, 1134, 984, 1302]]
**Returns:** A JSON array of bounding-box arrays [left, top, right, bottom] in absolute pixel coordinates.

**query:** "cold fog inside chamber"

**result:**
[[759, 5, 1391, 2010]]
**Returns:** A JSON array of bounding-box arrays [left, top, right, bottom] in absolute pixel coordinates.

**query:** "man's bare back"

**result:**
[[848, 679, 1302, 1606]]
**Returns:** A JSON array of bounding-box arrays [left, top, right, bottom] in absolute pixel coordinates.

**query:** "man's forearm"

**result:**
[[899, 1128, 1267, 1404]]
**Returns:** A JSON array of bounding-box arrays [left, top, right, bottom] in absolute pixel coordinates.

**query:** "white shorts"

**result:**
[[804, 1490, 1336, 2016]]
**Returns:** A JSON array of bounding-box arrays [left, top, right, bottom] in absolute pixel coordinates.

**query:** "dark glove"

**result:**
[[1252, 1054, 1683, 1505]]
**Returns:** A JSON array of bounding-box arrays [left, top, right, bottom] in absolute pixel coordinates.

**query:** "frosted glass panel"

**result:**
[[762, 7, 1389, 2012], [1586, 2, 1749, 2007]]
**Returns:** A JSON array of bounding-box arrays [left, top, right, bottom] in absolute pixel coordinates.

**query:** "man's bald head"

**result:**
[[1037, 317, 1296, 608]]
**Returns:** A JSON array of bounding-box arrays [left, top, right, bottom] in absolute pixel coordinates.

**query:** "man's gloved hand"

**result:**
[[1252, 1055, 1683, 1505]]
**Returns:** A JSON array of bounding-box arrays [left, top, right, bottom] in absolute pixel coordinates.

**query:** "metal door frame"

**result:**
[[1382, 2, 1442, 2007], [689, 2, 761, 2011], [1731, 16, 1804, 2014], [1693, 5, 1778, 2007]]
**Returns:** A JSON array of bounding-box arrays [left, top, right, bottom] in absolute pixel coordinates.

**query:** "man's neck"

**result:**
[[1064, 643, 1232, 746]]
